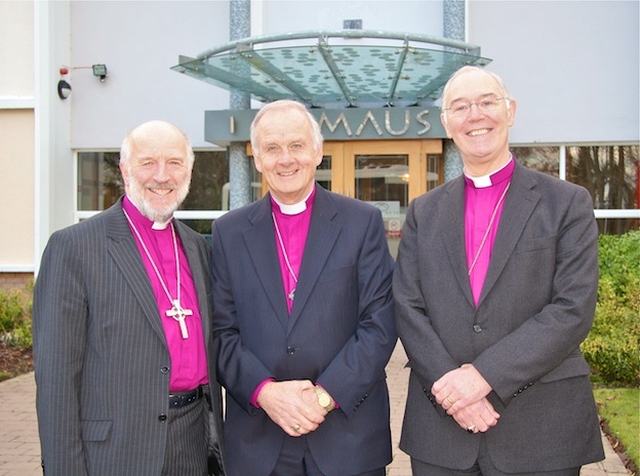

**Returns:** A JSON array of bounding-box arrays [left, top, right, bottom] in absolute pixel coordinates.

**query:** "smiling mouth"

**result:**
[[468, 128, 491, 137], [279, 170, 297, 177], [150, 188, 173, 196]]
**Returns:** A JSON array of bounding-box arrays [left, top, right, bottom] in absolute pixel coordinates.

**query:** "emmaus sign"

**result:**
[[204, 106, 446, 145]]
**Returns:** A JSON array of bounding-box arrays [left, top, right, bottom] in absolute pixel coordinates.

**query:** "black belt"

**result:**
[[169, 386, 204, 409]]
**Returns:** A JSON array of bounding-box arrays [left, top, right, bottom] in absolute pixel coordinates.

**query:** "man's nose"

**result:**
[[467, 102, 485, 119], [278, 148, 295, 163], [153, 162, 170, 181]]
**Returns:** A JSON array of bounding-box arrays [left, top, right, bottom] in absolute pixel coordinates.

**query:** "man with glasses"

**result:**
[[393, 66, 604, 476]]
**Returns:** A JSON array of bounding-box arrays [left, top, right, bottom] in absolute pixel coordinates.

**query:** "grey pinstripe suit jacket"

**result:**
[[394, 162, 604, 472], [33, 198, 224, 476]]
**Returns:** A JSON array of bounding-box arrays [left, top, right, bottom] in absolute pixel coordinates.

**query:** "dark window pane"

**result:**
[[567, 145, 639, 210], [511, 146, 560, 177], [77, 150, 229, 211]]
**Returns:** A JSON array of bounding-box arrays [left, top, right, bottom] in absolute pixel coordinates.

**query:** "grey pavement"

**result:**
[[0, 343, 630, 476]]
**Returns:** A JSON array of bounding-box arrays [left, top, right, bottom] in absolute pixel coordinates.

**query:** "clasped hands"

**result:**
[[256, 380, 333, 437], [431, 363, 500, 434]]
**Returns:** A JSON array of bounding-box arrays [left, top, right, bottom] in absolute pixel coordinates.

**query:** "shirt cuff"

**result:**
[[250, 378, 275, 408]]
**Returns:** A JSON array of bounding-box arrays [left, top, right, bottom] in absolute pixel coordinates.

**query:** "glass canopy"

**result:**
[[171, 30, 491, 108]]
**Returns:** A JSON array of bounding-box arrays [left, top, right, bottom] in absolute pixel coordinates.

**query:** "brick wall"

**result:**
[[0, 273, 34, 292]]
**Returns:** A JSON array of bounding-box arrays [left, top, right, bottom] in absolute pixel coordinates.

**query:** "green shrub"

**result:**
[[582, 231, 640, 386], [0, 283, 33, 348]]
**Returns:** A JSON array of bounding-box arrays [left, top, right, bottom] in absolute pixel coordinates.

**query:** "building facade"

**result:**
[[0, 0, 638, 288]]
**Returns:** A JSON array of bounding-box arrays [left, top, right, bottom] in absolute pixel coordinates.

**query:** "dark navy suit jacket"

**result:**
[[211, 185, 396, 476]]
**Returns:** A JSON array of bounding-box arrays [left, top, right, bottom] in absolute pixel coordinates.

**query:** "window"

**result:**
[[567, 145, 639, 234], [511, 144, 639, 235], [77, 150, 229, 234], [511, 146, 560, 177]]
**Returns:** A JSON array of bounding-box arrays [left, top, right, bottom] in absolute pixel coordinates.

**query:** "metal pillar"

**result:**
[[443, 0, 465, 181], [228, 0, 252, 209]]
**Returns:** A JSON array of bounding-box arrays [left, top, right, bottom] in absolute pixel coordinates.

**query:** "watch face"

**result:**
[[318, 392, 331, 407]]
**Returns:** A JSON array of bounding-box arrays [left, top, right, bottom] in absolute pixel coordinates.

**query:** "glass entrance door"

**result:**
[[319, 140, 442, 257]]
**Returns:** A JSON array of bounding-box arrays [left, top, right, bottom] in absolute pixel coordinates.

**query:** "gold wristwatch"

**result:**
[[314, 385, 334, 412]]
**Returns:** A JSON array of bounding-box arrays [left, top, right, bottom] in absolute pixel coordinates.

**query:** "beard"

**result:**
[[127, 176, 190, 223]]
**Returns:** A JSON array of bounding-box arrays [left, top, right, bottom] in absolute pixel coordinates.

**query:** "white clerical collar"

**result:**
[[272, 189, 313, 215], [151, 219, 172, 230], [464, 156, 513, 188]]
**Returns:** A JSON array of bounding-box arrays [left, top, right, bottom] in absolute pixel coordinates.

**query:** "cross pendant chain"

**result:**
[[272, 212, 299, 302], [123, 210, 194, 340], [166, 299, 193, 339]]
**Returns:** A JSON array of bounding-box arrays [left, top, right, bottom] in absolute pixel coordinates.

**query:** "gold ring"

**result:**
[[467, 425, 476, 433], [445, 397, 455, 405], [293, 424, 301, 432]]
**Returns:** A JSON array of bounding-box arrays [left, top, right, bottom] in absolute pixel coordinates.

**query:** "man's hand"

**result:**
[[256, 380, 326, 437], [450, 397, 500, 433], [432, 364, 493, 415]]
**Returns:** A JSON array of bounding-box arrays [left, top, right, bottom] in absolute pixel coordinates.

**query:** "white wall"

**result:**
[[69, 0, 231, 149], [261, 0, 442, 37], [0, 1, 34, 97], [469, 0, 640, 144]]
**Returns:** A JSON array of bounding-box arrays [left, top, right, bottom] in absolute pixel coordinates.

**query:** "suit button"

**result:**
[[158, 414, 167, 422], [160, 366, 170, 374], [473, 325, 482, 333], [286, 346, 295, 355]]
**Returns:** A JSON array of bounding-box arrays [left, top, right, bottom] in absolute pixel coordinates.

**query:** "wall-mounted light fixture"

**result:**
[[57, 63, 108, 98], [57, 80, 72, 100], [92, 64, 108, 82]]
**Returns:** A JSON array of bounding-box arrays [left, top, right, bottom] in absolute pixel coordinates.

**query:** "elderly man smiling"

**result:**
[[393, 66, 604, 476]]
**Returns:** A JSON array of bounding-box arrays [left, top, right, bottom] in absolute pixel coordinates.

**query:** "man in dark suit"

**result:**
[[33, 120, 224, 475], [211, 100, 396, 476], [393, 66, 604, 475]]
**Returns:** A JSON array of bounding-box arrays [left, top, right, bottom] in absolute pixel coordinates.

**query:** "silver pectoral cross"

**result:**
[[166, 299, 193, 339], [288, 288, 296, 301]]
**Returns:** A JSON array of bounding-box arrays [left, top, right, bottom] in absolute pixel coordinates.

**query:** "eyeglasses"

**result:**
[[443, 97, 509, 117]]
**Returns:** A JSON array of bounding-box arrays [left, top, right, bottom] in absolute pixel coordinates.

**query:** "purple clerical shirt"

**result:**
[[123, 196, 208, 391], [249, 188, 315, 408], [464, 158, 515, 306]]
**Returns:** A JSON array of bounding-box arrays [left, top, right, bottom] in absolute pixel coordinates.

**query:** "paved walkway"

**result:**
[[0, 343, 630, 476]]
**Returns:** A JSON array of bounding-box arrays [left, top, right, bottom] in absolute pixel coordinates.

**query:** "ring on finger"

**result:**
[[293, 424, 301, 432], [445, 397, 455, 405], [467, 425, 476, 434]]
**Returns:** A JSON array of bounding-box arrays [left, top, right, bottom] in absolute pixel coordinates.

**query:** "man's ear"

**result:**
[[253, 155, 263, 174], [507, 99, 517, 127], [440, 113, 453, 139], [119, 161, 130, 186]]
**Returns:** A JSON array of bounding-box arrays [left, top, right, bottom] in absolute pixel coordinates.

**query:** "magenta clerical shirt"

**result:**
[[123, 196, 208, 392], [249, 188, 315, 408], [464, 158, 515, 306], [271, 189, 316, 314]]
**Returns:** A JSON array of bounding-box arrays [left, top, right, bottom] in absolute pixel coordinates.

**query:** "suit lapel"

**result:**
[[440, 178, 476, 307], [106, 200, 167, 344], [287, 187, 341, 332], [175, 222, 210, 340], [243, 196, 290, 330], [478, 164, 540, 306]]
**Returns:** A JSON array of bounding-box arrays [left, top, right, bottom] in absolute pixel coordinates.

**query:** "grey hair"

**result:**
[[250, 100, 323, 155], [440, 66, 512, 112]]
